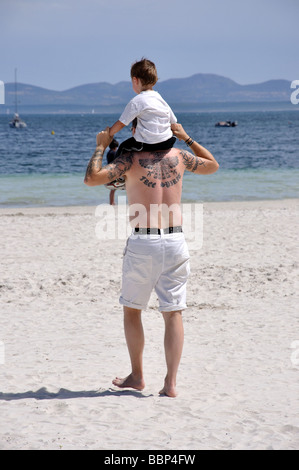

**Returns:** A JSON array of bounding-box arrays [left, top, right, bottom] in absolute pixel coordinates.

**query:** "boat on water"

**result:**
[[215, 120, 238, 127], [9, 68, 27, 129], [9, 112, 27, 128]]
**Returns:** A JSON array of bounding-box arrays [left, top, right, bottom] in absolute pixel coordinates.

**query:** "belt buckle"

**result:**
[[148, 228, 160, 235], [134, 226, 182, 235]]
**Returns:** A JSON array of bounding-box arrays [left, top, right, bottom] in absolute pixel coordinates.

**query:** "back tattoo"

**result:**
[[138, 153, 181, 188]]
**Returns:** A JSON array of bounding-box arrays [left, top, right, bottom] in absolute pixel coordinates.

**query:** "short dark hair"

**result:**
[[130, 58, 158, 86], [109, 138, 119, 150]]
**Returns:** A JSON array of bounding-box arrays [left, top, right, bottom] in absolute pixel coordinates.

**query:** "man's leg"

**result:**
[[160, 310, 184, 397], [112, 306, 145, 390]]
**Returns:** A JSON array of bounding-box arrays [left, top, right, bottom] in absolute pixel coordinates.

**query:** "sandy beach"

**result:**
[[0, 198, 298, 450]]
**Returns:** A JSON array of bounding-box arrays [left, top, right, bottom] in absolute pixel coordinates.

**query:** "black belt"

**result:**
[[134, 226, 183, 235]]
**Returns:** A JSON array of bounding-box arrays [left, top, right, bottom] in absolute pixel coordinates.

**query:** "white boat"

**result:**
[[215, 120, 238, 127], [9, 69, 27, 129], [9, 112, 27, 128]]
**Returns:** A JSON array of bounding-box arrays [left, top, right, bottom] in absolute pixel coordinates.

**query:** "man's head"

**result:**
[[109, 138, 119, 150], [130, 58, 158, 88]]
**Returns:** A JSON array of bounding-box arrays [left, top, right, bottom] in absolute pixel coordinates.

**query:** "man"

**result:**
[[84, 123, 219, 397]]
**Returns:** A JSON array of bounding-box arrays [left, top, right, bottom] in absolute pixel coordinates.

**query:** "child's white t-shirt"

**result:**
[[119, 90, 177, 144]]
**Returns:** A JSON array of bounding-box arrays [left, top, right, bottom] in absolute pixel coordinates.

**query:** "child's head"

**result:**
[[130, 58, 158, 87]]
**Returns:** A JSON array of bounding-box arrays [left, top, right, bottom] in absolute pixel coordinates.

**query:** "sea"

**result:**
[[0, 108, 298, 208]]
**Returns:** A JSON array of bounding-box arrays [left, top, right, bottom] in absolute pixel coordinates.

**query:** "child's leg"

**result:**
[[115, 137, 143, 157], [142, 136, 176, 152]]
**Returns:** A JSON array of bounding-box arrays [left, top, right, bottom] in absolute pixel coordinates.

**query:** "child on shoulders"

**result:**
[[109, 58, 177, 157]]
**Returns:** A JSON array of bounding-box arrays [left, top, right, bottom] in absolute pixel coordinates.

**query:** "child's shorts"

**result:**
[[119, 231, 190, 312], [115, 136, 176, 158]]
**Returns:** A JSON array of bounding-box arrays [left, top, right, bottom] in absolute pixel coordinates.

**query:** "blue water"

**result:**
[[0, 111, 298, 207]]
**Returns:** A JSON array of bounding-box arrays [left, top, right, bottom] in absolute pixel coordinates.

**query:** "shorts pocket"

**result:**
[[173, 256, 190, 281], [123, 250, 152, 284]]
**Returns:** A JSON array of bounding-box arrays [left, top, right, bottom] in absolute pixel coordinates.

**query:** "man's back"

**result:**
[[84, 124, 219, 214], [124, 148, 184, 228]]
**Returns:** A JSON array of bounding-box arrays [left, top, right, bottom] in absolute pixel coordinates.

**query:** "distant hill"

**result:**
[[157, 74, 291, 103], [3, 74, 291, 110]]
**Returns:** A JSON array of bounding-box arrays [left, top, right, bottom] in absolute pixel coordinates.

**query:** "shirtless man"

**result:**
[[84, 123, 219, 397]]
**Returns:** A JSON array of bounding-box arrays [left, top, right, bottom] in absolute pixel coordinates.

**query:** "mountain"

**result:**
[[157, 74, 291, 103], [3, 74, 291, 111]]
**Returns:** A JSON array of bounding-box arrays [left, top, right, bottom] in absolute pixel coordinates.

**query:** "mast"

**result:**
[[14, 68, 18, 114]]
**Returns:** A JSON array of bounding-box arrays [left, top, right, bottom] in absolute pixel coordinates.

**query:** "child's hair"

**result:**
[[130, 58, 158, 86]]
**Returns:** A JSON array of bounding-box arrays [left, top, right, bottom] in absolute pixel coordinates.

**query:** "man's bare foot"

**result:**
[[112, 373, 145, 391], [159, 380, 178, 398]]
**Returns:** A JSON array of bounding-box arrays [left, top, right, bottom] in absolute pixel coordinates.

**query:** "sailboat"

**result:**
[[9, 69, 27, 129]]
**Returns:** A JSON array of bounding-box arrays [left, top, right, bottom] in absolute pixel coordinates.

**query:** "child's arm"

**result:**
[[109, 120, 125, 137]]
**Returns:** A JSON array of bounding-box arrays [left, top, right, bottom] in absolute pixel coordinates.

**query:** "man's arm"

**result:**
[[84, 127, 133, 187], [172, 123, 219, 175]]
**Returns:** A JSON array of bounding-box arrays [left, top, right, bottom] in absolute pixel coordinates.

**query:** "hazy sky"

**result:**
[[1, 0, 298, 90]]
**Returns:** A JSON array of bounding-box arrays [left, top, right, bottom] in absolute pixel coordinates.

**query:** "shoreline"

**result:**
[[0, 197, 298, 216], [1, 168, 298, 208]]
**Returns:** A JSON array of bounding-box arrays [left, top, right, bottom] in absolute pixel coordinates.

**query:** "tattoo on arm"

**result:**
[[106, 152, 134, 181], [85, 148, 104, 179], [181, 150, 206, 172], [85, 150, 133, 182]]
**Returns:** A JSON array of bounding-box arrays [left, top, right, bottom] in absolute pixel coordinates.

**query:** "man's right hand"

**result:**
[[96, 127, 113, 149]]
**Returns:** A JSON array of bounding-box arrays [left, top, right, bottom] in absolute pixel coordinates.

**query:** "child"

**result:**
[[109, 58, 177, 157]]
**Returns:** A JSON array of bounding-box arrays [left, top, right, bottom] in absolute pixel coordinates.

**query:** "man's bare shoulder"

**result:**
[[136, 147, 182, 162], [104, 151, 135, 180], [135, 147, 201, 171]]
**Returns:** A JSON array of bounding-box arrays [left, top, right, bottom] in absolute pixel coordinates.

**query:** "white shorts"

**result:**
[[119, 231, 190, 312]]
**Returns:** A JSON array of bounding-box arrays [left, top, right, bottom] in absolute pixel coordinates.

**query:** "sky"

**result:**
[[0, 0, 298, 91]]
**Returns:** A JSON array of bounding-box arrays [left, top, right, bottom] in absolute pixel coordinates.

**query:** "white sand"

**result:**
[[0, 199, 298, 450]]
